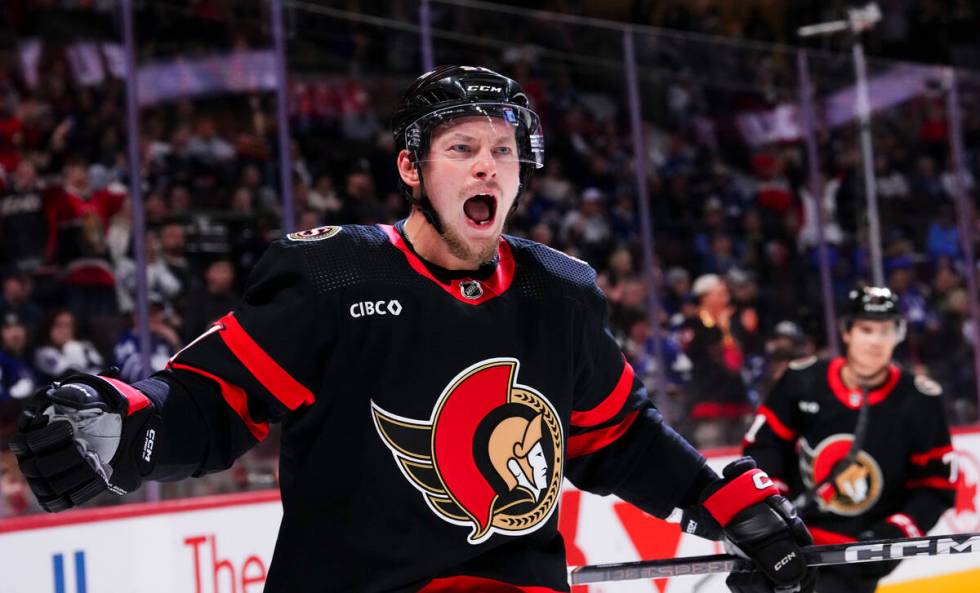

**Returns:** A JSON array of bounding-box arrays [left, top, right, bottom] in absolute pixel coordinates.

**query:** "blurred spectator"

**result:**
[[112, 300, 181, 383], [758, 320, 812, 396], [0, 160, 47, 274], [182, 260, 239, 342], [33, 309, 104, 383], [560, 187, 613, 267], [159, 221, 196, 292], [47, 159, 125, 319], [679, 274, 751, 447], [337, 170, 384, 225], [0, 273, 43, 333], [925, 204, 961, 261], [0, 313, 36, 428], [662, 267, 692, 319], [114, 231, 182, 314]]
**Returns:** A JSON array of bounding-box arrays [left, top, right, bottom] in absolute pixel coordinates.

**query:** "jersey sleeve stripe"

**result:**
[[217, 313, 315, 409], [566, 410, 639, 459], [570, 359, 634, 428], [757, 405, 797, 441], [904, 477, 956, 490], [909, 444, 954, 466], [169, 362, 270, 442]]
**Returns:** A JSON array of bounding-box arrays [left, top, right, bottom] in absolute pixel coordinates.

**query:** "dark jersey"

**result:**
[[138, 223, 713, 593], [743, 356, 955, 544]]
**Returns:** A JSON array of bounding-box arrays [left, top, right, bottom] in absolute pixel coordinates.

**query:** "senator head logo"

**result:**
[[371, 358, 563, 544], [800, 434, 883, 516]]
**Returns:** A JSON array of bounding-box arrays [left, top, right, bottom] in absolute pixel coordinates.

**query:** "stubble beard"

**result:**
[[441, 221, 500, 266]]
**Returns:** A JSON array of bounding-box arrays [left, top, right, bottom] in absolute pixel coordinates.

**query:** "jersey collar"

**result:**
[[379, 223, 515, 305], [827, 356, 900, 409]]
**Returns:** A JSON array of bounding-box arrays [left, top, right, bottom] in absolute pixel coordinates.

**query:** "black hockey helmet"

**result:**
[[841, 285, 905, 340], [391, 65, 544, 231]]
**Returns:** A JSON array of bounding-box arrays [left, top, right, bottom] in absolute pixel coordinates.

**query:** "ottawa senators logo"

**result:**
[[286, 225, 341, 241], [800, 434, 883, 516], [371, 358, 563, 544]]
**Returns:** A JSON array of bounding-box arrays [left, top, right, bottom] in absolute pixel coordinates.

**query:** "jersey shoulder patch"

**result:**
[[787, 355, 818, 371], [914, 374, 943, 396], [286, 225, 342, 242]]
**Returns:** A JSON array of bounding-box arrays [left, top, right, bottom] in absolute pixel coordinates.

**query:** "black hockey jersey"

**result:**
[[142, 223, 714, 593], [743, 356, 955, 544]]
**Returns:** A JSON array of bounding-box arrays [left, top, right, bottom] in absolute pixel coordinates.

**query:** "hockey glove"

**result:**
[[9, 373, 160, 512], [683, 457, 815, 593]]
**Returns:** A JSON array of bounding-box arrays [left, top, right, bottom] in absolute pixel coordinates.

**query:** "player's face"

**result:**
[[843, 319, 899, 375], [420, 116, 522, 264]]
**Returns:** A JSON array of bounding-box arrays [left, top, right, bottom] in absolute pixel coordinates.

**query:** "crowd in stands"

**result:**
[[0, 0, 978, 515]]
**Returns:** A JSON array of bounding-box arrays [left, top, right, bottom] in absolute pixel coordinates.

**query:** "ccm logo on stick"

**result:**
[[350, 300, 402, 318]]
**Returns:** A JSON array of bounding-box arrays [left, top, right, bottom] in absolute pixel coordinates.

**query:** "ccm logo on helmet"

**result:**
[[753, 472, 775, 490], [350, 300, 403, 318], [466, 85, 503, 92]]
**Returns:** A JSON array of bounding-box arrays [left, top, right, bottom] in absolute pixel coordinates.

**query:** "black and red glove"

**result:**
[[9, 373, 160, 512], [683, 457, 816, 593]]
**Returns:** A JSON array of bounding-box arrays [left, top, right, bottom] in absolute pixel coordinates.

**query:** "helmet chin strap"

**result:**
[[409, 155, 445, 235]]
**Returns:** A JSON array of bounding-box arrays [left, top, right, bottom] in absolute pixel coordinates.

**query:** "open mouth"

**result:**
[[463, 194, 497, 226]]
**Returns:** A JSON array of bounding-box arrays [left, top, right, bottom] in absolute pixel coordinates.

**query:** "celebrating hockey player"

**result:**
[[743, 286, 955, 593], [12, 66, 814, 593]]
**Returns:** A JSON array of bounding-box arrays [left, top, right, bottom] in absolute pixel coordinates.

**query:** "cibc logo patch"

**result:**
[[350, 300, 402, 318]]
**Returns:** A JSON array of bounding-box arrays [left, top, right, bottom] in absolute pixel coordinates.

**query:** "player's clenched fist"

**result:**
[[9, 373, 160, 512]]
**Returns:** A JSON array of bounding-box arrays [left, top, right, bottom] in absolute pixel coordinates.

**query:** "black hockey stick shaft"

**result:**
[[569, 532, 980, 584]]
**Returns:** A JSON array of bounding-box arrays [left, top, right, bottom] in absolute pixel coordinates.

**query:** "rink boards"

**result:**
[[2, 427, 979, 593]]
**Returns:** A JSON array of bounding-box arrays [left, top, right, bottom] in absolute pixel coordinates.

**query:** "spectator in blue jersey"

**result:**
[[0, 313, 36, 425], [112, 297, 181, 383]]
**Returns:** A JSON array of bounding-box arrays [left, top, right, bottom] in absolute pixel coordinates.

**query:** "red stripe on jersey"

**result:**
[[886, 513, 923, 538], [217, 313, 314, 409], [703, 469, 780, 527], [905, 477, 956, 490], [169, 362, 269, 442], [809, 527, 857, 545], [827, 357, 900, 408], [910, 445, 954, 466], [566, 410, 639, 459], [570, 359, 634, 428], [380, 224, 515, 305], [419, 575, 565, 592], [757, 405, 797, 441], [100, 376, 151, 416]]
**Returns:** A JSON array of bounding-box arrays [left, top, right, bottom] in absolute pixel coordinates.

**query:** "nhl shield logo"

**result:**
[[371, 358, 563, 544]]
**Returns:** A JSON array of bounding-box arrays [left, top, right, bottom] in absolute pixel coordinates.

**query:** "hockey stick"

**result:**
[[569, 532, 980, 584]]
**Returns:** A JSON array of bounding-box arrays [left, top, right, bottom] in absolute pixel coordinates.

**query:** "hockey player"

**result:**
[[11, 66, 814, 593], [743, 286, 956, 593]]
